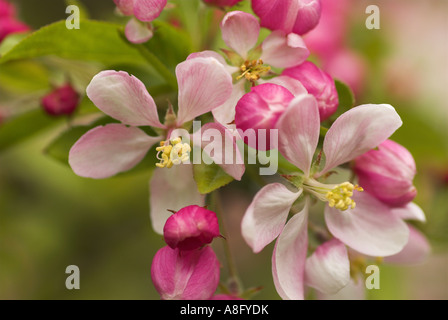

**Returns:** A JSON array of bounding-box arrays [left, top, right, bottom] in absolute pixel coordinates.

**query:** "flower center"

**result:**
[[236, 59, 271, 83], [303, 178, 364, 211], [156, 137, 191, 169]]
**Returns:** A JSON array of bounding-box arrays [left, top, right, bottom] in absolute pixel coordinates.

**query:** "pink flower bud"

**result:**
[[354, 140, 417, 207], [282, 61, 338, 121], [203, 0, 243, 8], [41, 84, 80, 117], [151, 246, 220, 300], [235, 83, 294, 150], [252, 0, 322, 35], [163, 205, 220, 251]]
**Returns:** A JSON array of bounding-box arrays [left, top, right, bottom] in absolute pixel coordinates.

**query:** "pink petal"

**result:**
[[272, 204, 309, 300], [163, 205, 220, 251], [261, 31, 309, 69], [324, 192, 410, 257], [220, 11, 260, 59], [304, 238, 350, 295], [187, 50, 239, 75], [212, 81, 246, 126], [391, 202, 426, 222], [320, 104, 403, 176], [133, 0, 167, 22], [151, 246, 220, 300], [69, 124, 161, 179], [192, 122, 245, 180], [276, 94, 320, 176], [241, 183, 302, 253], [260, 75, 308, 97], [150, 164, 206, 234], [176, 57, 233, 125], [86, 70, 165, 128], [114, 0, 134, 16], [317, 279, 366, 300], [384, 225, 430, 265], [125, 18, 153, 44]]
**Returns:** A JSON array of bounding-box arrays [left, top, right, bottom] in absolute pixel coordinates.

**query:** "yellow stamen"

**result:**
[[325, 182, 364, 211], [156, 137, 191, 168], [236, 59, 271, 83]]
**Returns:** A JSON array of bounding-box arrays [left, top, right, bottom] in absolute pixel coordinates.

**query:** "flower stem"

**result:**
[[210, 190, 243, 294]]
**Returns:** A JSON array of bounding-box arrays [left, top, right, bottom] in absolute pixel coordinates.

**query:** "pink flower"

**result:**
[[68, 57, 242, 234], [354, 139, 417, 207], [41, 84, 80, 117], [189, 11, 309, 126], [241, 95, 415, 299], [114, 0, 167, 43], [203, 0, 243, 8], [151, 246, 220, 300], [282, 61, 339, 121], [163, 205, 220, 251], [0, 0, 15, 18], [252, 0, 322, 36]]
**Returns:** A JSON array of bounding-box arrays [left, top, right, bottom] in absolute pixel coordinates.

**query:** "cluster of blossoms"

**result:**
[[67, 0, 429, 300], [0, 0, 29, 43]]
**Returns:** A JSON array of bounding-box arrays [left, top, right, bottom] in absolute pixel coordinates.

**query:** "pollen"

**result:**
[[156, 137, 191, 168], [236, 59, 271, 83], [325, 182, 364, 211]]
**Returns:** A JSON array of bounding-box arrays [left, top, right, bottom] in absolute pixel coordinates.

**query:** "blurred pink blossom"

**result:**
[[41, 84, 80, 117]]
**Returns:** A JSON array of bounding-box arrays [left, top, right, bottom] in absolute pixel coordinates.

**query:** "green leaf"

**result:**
[[335, 79, 355, 111], [193, 160, 234, 194], [0, 20, 146, 66], [0, 109, 60, 151], [0, 60, 50, 92]]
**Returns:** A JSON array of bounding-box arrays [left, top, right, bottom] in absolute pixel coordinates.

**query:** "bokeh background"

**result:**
[[0, 0, 447, 299]]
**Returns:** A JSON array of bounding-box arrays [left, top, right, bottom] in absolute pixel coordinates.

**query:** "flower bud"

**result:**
[[151, 246, 220, 300], [235, 83, 294, 150], [252, 0, 322, 35], [41, 84, 80, 116], [282, 61, 338, 121], [0, 16, 29, 42], [163, 205, 220, 251], [354, 140, 417, 207], [203, 0, 243, 8], [0, 0, 15, 18]]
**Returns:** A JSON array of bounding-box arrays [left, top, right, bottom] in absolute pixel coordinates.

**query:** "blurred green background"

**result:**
[[0, 0, 447, 299]]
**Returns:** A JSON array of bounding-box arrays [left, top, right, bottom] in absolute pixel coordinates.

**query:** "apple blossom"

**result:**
[[252, 0, 322, 36], [354, 139, 417, 207], [0, 0, 29, 42], [68, 57, 242, 234], [188, 11, 309, 126], [41, 84, 80, 117], [282, 61, 339, 121], [163, 205, 221, 251], [241, 93, 415, 299]]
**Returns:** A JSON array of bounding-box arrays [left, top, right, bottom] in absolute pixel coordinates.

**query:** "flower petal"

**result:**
[[69, 124, 160, 179], [272, 202, 309, 300], [125, 18, 153, 44], [114, 0, 134, 16], [220, 11, 260, 59], [86, 70, 165, 128], [259, 75, 308, 97], [320, 104, 402, 175], [317, 279, 366, 300], [261, 31, 309, 69], [384, 225, 430, 265], [241, 183, 302, 253], [150, 164, 206, 234], [276, 94, 320, 176], [325, 192, 409, 257], [133, 0, 167, 22], [391, 202, 426, 222], [151, 246, 220, 300], [176, 57, 233, 125], [305, 238, 350, 295]]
